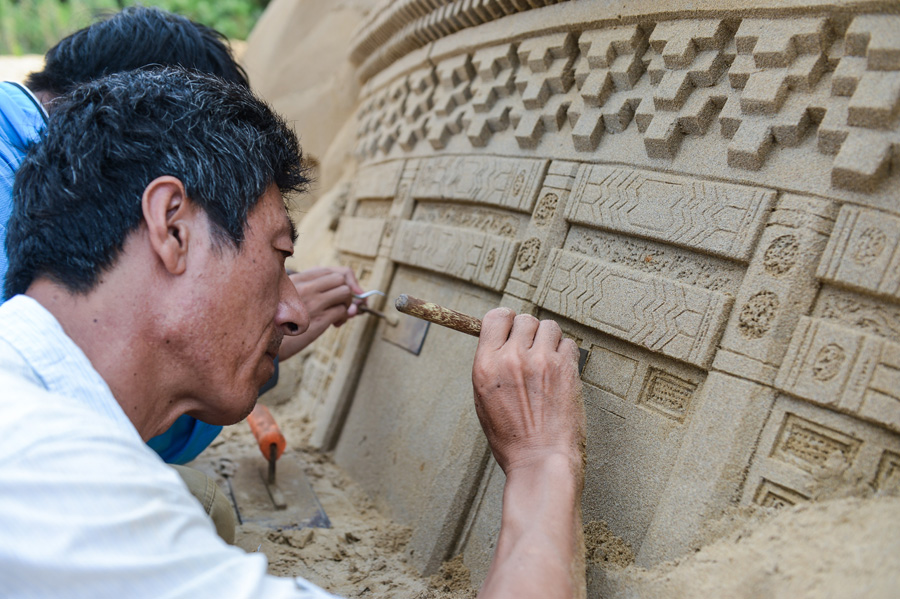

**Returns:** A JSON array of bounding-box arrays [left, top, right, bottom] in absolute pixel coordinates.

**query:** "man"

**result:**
[[0, 6, 362, 467], [0, 67, 585, 598]]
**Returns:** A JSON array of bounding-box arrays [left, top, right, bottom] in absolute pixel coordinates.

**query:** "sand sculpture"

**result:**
[[248, 0, 900, 590]]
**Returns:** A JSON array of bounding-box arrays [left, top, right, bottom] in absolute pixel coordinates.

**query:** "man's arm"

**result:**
[[472, 309, 586, 599], [277, 266, 364, 361]]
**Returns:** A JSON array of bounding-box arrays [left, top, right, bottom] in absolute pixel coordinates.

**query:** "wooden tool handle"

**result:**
[[395, 294, 482, 337], [247, 404, 286, 462]]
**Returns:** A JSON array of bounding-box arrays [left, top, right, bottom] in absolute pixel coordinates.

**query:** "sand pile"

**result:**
[[196, 395, 900, 599]]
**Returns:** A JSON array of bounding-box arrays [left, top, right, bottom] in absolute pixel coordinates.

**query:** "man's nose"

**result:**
[[275, 272, 309, 336]]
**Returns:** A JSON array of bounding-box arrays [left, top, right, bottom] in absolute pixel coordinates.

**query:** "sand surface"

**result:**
[[2, 48, 898, 598], [191, 398, 477, 599], [192, 391, 900, 599]]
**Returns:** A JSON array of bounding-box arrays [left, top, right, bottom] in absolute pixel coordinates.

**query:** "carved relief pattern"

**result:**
[[771, 413, 862, 472], [354, 14, 900, 192], [815, 287, 900, 346], [754, 479, 809, 508], [534, 249, 733, 368], [412, 203, 522, 238], [411, 155, 547, 212], [638, 368, 697, 422], [566, 165, 775, 261], [818, 205, 900, 300], [564, 226, 743, 293], [390, 220, 519, 291], [776, 317, 900, 433]]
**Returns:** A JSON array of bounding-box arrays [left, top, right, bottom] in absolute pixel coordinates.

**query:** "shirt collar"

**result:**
[[0, 294, 133, 427]]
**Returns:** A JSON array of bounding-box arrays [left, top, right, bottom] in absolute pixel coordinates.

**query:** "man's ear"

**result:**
[[142, 176, 195, 275]]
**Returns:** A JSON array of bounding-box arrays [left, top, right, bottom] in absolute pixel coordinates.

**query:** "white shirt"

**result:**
[[0, 295, 340, 599]]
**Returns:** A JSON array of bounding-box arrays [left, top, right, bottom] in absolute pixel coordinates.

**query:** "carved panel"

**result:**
[[564, 226, 743, 294], [638, 367, 697, 423], [391, 220, 519, 291], [776, 317, 900, 433], [754, 479, 809, 508], [534, 249, 733, 368], [566, 165, 775, 261], [818, 205, 900, 300], [412, 203, 523, 238], [352, 160, 405, 200], [771, 413, 862, 473], [411, 155, 548, 212], [335, 216, 387, 258]]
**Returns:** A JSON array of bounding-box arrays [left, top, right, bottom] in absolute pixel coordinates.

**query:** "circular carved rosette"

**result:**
[[763, 235, 800, 276], [516, 238, 542, 271], [737, 291, 780, 339]]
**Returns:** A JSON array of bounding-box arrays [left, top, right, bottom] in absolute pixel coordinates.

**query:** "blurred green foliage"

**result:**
[[0, 0, 268, 55]]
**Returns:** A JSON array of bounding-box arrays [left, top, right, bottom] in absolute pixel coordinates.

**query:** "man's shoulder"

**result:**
[[0, 81, 45, 156]]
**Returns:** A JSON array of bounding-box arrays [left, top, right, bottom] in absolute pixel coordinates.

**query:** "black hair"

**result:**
[[4, 67, 307, 298], [25, 6, 249, 96]]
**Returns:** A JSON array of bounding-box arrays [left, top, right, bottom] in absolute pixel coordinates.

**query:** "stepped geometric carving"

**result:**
[[353, 13, 900, 193], [510, 33, 577, 149], [567, 25, 649, 151], [463, 44, 520, 147], [428, 55, 477, 149]]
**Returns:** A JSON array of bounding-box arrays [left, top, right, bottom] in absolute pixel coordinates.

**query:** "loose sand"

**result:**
[[192, 398, 477, 599], [195, 392, 900, 599]]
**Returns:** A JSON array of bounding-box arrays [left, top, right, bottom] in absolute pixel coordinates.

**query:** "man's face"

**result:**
[[182, 185, 308, 424]]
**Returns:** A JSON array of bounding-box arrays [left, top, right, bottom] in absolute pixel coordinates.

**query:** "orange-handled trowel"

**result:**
[[247, 404, 287, 508]]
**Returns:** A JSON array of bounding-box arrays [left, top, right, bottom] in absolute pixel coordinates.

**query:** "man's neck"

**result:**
[[25, 277, 187, 441]]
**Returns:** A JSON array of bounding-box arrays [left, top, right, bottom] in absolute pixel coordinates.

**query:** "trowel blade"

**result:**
[[222, 453, 330, 529]]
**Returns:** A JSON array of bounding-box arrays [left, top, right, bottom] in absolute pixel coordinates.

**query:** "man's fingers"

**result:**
[[508, 314, 540, 348], [310, 284, 353, 311], [558, 338, 580, 366], [296, 273, 348, 297], [478, 308, 516, 352], [341, 268, 364, 295], [533, 319, 563, 353], [290, 267, 332, 282]]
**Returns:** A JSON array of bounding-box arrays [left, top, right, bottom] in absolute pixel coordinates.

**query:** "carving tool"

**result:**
[[353, 290, 385, 300], [358, 304, 399, 326], [395, 294, 589, 373]]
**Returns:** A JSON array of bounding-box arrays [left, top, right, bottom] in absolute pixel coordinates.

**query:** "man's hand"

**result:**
[[277, 267, 364, 361], [473, 308, 586, 599], [472, 308, 585, 475]]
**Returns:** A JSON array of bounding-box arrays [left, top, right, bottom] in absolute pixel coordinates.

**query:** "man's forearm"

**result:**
[[479, 454, 585, 599]]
